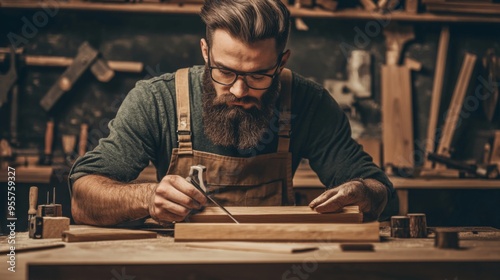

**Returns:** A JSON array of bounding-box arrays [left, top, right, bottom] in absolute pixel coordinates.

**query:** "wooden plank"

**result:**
[[2, 2, 500, 23], [423, 26, 450, 169], [435, 53, 477, 160], [188, 206, 362, 223], [62, 228, 157, 242], [382, 65, 414, 169], [390, 176, 500, 189], [185, 242, 319, 254], [174, 222, 380, 242], [424, 2, 500, 15]]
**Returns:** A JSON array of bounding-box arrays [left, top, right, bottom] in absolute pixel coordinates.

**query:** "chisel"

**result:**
[[186, 165, 239, 224]]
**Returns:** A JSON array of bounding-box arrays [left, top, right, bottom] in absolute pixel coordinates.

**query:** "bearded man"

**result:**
[[70, 0, 397, 226]]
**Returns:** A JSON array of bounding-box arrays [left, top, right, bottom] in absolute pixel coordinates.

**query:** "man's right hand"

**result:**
[[149, 175, 208, 223]]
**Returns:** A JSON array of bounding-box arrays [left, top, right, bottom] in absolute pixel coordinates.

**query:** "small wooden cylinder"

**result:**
[[434, 230, 459, 249], [391, 216, 410, 238], [408, 213, 427, 238]]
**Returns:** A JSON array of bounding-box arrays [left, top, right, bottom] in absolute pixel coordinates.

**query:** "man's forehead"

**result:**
[[210, 29, 278, 70]]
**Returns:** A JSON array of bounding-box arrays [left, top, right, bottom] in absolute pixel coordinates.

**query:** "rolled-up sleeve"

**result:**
[[69, 81, 163, 190]]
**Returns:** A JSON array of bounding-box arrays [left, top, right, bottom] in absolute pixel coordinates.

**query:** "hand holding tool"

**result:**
[[186, 165, 239, 224]]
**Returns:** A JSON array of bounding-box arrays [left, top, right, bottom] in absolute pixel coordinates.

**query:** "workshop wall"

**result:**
[[1, 10, 499, 227]]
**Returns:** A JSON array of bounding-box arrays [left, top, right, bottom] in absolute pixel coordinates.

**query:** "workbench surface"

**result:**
[[2, 226, 500, 280]]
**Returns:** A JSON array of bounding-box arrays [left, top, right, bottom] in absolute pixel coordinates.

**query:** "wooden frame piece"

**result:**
[[187, 206, 362, 223]]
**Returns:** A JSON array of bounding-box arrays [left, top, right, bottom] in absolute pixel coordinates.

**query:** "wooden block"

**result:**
[[436, 53, 477, 164], [434, 230, 459, 249], [174, 222, 380, 242], [62, 228, 157, 242], [185, 242, 318, 254], [391, 216, 410, 238], [29, 217, 70, 239], [408, 213, 428, 238], [187, 206, 363, 223], [406, 0, 419, 13], [381, 65, 414, 169], [391, 216, 409, 228], [424, 26, 450, 169]]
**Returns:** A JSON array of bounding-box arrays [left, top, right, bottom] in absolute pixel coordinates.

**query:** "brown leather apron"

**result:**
[[165, 68, 294, 206]]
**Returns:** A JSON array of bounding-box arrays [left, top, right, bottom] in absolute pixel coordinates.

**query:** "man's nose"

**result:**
[[230, 76, 249, 98]]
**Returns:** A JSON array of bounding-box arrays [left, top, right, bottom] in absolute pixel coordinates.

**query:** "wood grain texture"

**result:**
[[174, 222, 380, 242], [436, 53, 477, 160], [423, 26, 450, 170], [187, 206, 362, 223], [382, 65, 414, 169], [62, 228, 157, 242], [38, 217, 70, 239], [408, 213, 428, 238], [185, 242, 318, 254]]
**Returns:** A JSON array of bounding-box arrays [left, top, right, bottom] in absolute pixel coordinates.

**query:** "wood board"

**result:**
[[436, 52, 477, 161], [423, 26, 450, 169], [62, 228, 157, 242], [175, 222, 380, 242], [381, 65, 414, 169], [186, 206, 362, 223]]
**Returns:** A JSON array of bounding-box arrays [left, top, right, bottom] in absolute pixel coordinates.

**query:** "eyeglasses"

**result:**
[[207, 48, 283, 90]]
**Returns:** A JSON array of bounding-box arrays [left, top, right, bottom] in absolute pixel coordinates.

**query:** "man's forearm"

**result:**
[[72, 174, 156, 226]]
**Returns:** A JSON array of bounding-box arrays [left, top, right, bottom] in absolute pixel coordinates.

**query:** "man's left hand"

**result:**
[[309, 178, 388, 221]]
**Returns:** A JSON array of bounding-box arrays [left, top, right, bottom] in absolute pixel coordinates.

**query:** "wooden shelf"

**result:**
[[1, 1, 500, 23]]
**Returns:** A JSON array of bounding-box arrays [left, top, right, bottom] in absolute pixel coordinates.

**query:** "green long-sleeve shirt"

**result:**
[[69, 66, 397, 217]]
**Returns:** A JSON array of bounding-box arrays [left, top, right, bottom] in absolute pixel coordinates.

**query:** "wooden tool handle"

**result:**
[[26, 56, 143, 73], [28, 186, 38, 215], [44, 120, 54, 155], [78, 123, 88, 156]]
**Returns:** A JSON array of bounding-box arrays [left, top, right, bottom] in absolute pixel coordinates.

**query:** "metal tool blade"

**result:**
[[188, 165, 240, 224]]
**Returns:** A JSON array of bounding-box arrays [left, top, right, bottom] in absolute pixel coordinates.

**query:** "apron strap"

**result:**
[[175, 68, 193, 155], [277, 68, 292, 153]]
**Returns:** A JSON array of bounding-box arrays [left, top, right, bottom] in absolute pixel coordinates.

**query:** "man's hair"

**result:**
[[200, 0, 291, 53]]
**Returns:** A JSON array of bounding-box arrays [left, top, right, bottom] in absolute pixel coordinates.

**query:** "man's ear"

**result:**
[[278, 49, 291, 72], [200, 38, 209, 63]]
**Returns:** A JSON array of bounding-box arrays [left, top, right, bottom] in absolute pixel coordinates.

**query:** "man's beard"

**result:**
[[202, 65, 280, 150]]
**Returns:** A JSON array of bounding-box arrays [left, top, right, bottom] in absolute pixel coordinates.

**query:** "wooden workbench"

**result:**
[[1, 226, 499, 280]]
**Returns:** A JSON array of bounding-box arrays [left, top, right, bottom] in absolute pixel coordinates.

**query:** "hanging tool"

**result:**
[[28, 186, 38, 230], [78, 123, 89, 157], [427, 152, 499, 179], [186, 165, 239, 224], [40, 41, 114, 111], [0, 47, 22, 147], [39, 119, 55, 165]]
